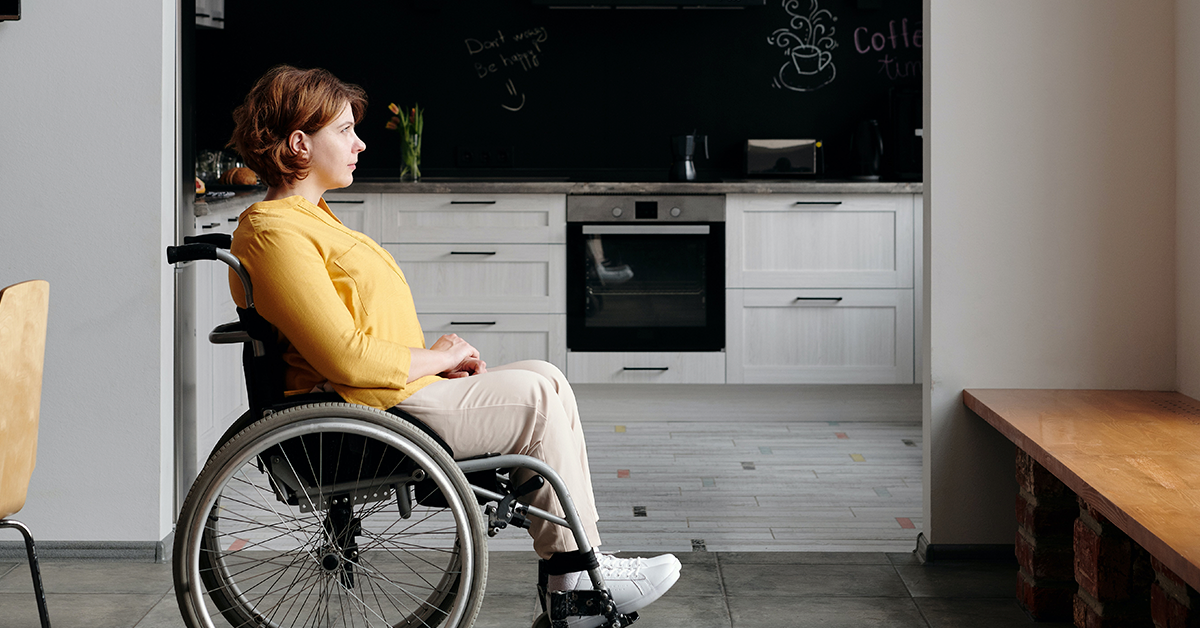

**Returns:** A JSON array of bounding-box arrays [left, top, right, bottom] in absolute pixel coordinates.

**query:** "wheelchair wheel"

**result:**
[[174, 403, 488, 628]]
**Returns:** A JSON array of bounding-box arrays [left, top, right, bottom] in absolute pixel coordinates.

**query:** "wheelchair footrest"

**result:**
[[547, 590, 638, 628]]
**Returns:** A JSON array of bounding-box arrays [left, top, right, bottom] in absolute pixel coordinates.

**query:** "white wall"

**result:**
[[925, 1, 1177, 544], [0, 2, 176, 543], [1177, 1, 1200, 396]]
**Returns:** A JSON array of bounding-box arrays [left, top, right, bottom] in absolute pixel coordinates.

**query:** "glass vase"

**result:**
[[401, 133, 421, 182]]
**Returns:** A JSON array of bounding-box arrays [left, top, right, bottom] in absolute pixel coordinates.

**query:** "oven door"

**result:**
[[567, 223, 725, 352]]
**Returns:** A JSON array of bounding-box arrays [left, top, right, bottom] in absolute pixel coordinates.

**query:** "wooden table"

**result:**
[[964, 389, 1200, 592]]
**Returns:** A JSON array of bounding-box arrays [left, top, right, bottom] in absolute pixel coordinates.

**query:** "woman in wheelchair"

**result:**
[[208, 64, 680, 627]]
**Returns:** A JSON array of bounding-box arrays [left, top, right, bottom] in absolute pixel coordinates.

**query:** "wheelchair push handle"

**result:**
[[166, 237, 256, 309], [166, 233, 234, 263], [167, 243, 220, 264]]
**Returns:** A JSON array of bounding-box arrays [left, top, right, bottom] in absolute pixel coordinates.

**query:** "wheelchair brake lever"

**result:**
[[487, 475, 545, 536]]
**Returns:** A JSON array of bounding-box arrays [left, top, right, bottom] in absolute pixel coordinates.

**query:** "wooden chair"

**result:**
[[0, 280, 51, 628]]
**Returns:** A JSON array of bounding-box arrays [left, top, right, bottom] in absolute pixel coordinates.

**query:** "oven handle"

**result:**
[[581, 225, 710, 235]]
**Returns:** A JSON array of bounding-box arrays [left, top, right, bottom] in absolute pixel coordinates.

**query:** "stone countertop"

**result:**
[[341, 179, 922, 195], [192, 189, 267, 217], [191, 179, 923, 217]]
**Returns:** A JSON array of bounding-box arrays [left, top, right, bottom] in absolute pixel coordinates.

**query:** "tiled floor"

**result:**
[[0, 551, 1067, 628], [0, 385, 1058, 627]]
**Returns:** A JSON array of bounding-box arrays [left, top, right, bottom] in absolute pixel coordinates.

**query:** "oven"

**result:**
[[567, 194, 725, 352]]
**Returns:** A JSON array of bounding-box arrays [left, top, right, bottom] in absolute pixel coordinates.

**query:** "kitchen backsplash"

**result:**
[[194, 0, 921, 180]]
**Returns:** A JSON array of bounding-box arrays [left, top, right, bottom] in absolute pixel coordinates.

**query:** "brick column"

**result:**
[[1073, 499, 1154, 627], [1014, 449, 1078, 621], [1151, 557, 1200, 628]]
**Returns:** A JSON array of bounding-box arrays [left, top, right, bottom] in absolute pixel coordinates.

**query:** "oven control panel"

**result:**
[[567, 194, 725, 223]]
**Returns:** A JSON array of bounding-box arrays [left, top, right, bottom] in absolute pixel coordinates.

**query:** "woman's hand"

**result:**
[[428, 333, 478, 360], [442, 356, 488, 379], [431, 334, 486, 378], [413, 334, 487, 380]]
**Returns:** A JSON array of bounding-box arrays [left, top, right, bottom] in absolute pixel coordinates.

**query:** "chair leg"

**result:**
[[0, 519, 51, 628]]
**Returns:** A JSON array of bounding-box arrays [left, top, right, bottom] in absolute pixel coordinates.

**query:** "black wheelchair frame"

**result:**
[[168, 234, 634, 628]]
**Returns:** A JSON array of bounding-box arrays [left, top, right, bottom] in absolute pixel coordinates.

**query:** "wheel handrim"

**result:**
[[181, 416, 479, 628]]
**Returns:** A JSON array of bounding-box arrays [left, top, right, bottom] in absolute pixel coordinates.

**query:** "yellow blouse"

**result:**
[[229, 195, 441, 409]]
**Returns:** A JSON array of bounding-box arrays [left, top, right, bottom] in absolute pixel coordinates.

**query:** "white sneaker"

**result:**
[[559, 553, 682, 628]]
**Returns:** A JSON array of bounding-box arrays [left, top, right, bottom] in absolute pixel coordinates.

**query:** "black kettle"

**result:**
[[670, 134, 709, 182], [849, 120, 884, 180]]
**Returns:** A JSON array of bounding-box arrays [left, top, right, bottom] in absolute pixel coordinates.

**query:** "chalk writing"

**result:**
[[502, 79, 526, 112], [851, 18, 922, 81], [769, 0, 839, 92], [463, 25, 549, 111]]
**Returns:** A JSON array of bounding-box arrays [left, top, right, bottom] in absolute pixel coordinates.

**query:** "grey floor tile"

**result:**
[[635, 594, 731, 628], [0, 592, 164, 628], [887, 552, 923, 566], [663, 558, 723, 597], [728, 595, 928, 628], [472, 594, 541, 628], [915, 597, 1071, 628], [0, 561, 18, 579], [894, 562, 1018, 598], [721, 563, 911, 598], [132, 591, 186, 628], [720, 551, 892, 565], [486, 551, 541, 597], [0, 559, 173, 595]]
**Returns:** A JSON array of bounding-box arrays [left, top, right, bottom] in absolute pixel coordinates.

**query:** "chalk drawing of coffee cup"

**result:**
[[790, 44, 832, 75]]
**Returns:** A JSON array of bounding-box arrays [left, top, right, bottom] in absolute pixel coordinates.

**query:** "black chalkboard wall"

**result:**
[[194, 0, 921, 181]]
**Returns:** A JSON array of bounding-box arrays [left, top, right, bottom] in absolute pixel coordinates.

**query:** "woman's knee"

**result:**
[[498, 360, 569, 393]]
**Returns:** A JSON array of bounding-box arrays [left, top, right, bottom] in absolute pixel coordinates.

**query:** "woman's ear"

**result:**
[[288, 130, 309, 158]]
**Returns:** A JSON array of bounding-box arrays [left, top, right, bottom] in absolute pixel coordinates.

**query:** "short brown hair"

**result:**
[[228, 65, 367, 188]]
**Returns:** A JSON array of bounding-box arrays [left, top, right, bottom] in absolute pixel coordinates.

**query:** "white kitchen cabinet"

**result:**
[[382, 194, 565, 244], [325, 192, 383, 241], [421, 314, 566, 372], [725, 193, 919, 384], [726, 194, 913, 289], [726, 289, 913, 384], [382, 243, 564, 314], [189, 208, 247, 475], [381, 193, 568, 373], [566, 352, 726, 384], [195, 0, 224, 29]]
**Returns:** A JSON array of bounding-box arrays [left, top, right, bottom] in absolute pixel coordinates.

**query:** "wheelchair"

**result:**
[[168, 235, 635, 628]]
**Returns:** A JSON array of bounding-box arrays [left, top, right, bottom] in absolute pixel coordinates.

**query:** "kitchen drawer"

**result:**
[[195, 211, 239, 235], [726, 288, 913, 384], [325, 192, 383, 241], [384, 243, 565, 313], [726, 193, 914, 288], [382, 194, 566, 244], [566, 352, 725, 384], [421, 314, 566, 373]]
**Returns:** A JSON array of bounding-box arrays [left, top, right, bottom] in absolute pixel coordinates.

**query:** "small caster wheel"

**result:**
[[532, 611, 551, 628]]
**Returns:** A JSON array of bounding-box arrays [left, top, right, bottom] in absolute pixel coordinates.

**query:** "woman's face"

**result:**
[[304, 101, 366, 191]]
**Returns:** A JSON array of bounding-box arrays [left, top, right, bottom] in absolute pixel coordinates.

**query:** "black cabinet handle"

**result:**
[[449, 321, 497, 326], [795, 297, 844, 302], [326, 199, 365, 204], [450, 201, 497, 205], [623, 367, 669, 371], [449, 251, 497, 256], [793, 201, 843, 206]]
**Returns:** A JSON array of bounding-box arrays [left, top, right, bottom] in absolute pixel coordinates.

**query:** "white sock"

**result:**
[[547, 570, 583, 591]]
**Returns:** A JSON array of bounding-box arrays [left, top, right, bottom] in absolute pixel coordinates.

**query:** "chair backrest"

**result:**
[[0, 280, 49, 519]]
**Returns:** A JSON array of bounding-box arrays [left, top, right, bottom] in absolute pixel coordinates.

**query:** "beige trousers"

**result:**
[[396, 360, 601, 559]]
